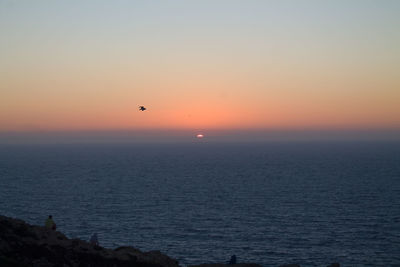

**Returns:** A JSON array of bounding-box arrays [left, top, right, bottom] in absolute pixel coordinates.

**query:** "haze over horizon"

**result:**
[[1, 1, 400, 142]]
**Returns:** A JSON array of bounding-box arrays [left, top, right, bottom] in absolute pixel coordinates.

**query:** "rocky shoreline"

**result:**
[[0, 215, 339, 267]]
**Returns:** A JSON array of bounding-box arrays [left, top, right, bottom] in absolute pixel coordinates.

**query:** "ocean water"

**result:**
[[0, 142, 399, 267]]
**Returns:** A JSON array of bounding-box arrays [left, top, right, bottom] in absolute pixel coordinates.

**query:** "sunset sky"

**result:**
[[1, 1, 399, 140]]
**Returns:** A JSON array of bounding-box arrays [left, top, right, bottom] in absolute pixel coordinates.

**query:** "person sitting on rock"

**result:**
[[45, 215, 56, 230], [90, 233, 99, 246], [228, 255, 237, 265]]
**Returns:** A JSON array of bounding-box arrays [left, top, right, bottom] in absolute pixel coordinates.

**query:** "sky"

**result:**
[[1, 1, 400, 141]]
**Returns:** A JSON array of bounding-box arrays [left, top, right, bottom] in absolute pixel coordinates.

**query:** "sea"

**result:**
[[0, 141, 399, 267]]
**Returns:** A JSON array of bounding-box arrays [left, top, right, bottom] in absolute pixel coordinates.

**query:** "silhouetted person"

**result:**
[[45, 215, 56, 230], [90, 233, 99, 246], [228, 255, 237, 265]]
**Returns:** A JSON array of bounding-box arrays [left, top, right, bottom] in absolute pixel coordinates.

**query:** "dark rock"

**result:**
[[71, 239, 79, 247], [279, 265, 301, 267], [189, 264, 262, 267], [115, 247, 180, 267], [0, 215, 179, 267], [327, 264, 340, 267], [94, 245, 103, 251]]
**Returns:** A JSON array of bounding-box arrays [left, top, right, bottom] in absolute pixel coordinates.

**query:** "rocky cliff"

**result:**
[[0, 215, 180, 267]]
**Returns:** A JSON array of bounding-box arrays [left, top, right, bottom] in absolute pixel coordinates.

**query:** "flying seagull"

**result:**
[[139, 106, 146, 111]]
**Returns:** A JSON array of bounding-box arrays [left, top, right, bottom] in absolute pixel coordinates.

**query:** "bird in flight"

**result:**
[[139, 106, 147, 111]]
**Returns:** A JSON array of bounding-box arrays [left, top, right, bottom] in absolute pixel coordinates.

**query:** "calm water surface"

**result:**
[[0, 142, 399, 266]]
